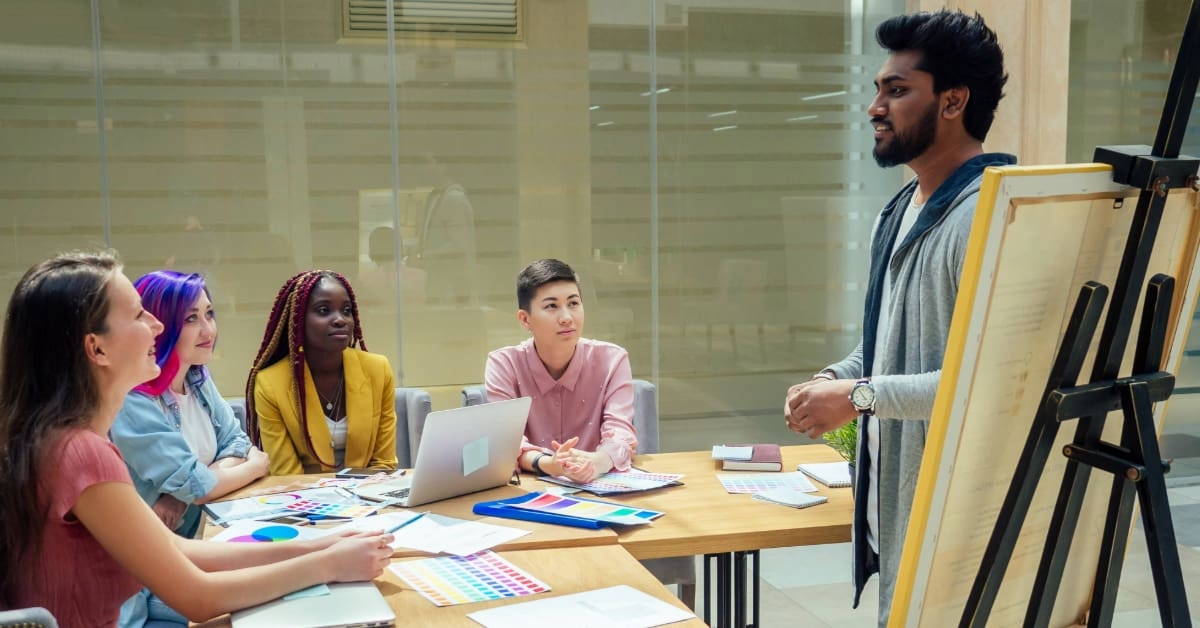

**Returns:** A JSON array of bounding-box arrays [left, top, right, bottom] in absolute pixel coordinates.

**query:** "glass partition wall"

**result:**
[[0, 0, 1195, 471]]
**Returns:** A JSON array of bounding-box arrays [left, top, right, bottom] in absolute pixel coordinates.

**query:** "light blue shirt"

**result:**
[[110, 367, 251, 537]]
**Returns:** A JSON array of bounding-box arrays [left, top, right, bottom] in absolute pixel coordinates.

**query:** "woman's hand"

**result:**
[[321, 531, 395, 582], [549, 438, 607, 484], [152, 494, 188, 530]]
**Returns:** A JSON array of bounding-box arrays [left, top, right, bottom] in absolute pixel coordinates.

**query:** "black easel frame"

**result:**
[[959, 1, 1200, 626]]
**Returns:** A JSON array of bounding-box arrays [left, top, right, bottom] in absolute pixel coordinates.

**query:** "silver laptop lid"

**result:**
[[231, 581, 394, 628], [402, 396, 531, 507]]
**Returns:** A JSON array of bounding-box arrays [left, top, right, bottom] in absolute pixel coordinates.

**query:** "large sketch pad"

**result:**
[[890, 164, 1200, 626]]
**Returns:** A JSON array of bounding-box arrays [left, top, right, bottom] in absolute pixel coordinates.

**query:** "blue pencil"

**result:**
[[386, 511, 428, 534]]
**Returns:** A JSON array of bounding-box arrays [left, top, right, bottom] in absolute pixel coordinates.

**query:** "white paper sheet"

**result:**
[[466, 585, 695, 628]]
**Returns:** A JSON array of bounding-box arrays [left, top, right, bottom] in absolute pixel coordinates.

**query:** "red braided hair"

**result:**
[[244, 270, 368, 470]]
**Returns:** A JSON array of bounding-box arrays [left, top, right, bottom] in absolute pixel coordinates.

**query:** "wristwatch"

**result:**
[[849, 379, 876, 415]]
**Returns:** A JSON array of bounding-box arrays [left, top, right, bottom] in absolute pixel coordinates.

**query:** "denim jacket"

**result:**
[[110, 368, 251, 517]]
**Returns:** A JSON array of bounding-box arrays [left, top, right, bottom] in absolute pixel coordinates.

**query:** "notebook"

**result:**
[[353, 397, 531, 507], [230, 581, 394, 628], [753, 487, 829, 509], [797, 461, 852, 488], [714, 443, 782, 471]]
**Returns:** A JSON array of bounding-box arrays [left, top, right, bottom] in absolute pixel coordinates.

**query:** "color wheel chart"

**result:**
[[717, 471, 818, 494], [227, 524, 300, 543], [388, 551, 550, 607], [209, 520, 325, 544]]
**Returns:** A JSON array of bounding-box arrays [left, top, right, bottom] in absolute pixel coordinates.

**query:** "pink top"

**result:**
[[486, 337, 637, 471], [12, 429, 141, 627]]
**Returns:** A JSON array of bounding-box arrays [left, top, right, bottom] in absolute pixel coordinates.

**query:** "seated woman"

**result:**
[[485, 258, 638, 484], [246, 270, 398, 474], [0, 252, 393, 626], [112, 271, 268, 538], [109, 271, 271, 627]]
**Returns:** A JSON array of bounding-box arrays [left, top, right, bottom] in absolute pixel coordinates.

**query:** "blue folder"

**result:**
[[472, 492, 609, 529]]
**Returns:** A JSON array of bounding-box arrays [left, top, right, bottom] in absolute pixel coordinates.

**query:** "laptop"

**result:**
[[231, 582, 394, 628], [353, 396, 531, 507]]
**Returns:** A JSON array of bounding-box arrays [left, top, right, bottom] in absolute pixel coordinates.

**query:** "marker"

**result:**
[[387, 511, 428, 534]]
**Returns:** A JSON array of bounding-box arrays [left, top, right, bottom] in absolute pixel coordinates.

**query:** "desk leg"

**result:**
[[703, 551, 760, 628], [704, 553, 714, 626]]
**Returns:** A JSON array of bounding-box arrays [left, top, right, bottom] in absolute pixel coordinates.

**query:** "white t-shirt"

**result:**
[[177, 389, 217, 466], [867, 192, 924, 554], [325, 414, 348, 468]]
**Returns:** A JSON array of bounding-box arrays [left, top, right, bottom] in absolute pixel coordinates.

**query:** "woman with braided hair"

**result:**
[[246, 270, 398, 475]]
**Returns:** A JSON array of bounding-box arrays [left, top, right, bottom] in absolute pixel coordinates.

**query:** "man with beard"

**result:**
[[783, 10, 1012, 626]]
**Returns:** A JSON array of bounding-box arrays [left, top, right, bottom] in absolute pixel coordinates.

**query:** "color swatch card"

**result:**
[[209, 519, 328, 544], [388, 551, 550, 607], [284, 499, 377, 519], [541, 470, 685, 496], [717, 471, 818, 494], [204, 487, 377, 525], [510, 492, 662, 526]]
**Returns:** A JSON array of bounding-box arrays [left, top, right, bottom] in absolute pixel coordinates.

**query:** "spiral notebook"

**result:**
[[797, 461, 852, 488]]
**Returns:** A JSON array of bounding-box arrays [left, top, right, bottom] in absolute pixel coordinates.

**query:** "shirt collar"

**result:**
[[524, 339, 584, 394]]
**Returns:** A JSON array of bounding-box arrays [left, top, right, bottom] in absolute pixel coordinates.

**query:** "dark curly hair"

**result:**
[[876, 10, 1007, 142]]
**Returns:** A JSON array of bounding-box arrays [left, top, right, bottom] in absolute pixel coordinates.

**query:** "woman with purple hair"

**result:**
[[111, 270, 270, 627], [110, 271, 269, 536]]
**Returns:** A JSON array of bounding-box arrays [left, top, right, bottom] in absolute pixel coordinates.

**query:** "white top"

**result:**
[[177, 388, 217, 466], [867, 193, 923, 554], [325, 414, 348, 467]]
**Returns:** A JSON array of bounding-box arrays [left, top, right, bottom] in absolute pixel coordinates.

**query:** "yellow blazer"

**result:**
[[254, 348, 398, 475]]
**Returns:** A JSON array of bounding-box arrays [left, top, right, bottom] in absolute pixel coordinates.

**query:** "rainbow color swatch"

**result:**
[[388, 551, 550, 607], [511, 493, 661, 525], [284, 499, 376, 519], [227, 524, 301, 543]]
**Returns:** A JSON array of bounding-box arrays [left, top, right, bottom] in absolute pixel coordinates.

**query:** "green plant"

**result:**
[[823, 419, 858, 464]]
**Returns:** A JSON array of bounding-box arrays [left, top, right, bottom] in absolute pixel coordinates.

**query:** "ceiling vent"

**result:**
[[343, 0, 522, 41]]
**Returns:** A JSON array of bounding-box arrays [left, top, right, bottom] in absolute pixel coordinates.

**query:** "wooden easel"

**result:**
[[959, 2, 1200, 626]]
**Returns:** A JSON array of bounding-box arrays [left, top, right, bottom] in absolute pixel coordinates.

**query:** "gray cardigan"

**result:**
[[823, 153, 1018, 626]]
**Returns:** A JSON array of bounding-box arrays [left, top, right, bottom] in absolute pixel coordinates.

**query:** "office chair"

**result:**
[[226, 397, 248, 433], [393, 387, 433, 468], [0, 606, 58, 628]]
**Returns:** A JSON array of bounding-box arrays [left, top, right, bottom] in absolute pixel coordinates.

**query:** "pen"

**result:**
[[387, 511, 428, 534]]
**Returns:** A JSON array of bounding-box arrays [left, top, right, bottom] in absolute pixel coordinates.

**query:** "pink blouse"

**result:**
[[485, 338, 637, 471], [13, 429, 142, 627]]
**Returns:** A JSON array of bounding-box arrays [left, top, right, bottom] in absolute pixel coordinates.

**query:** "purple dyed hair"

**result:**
[[132, 270, 214, 396]]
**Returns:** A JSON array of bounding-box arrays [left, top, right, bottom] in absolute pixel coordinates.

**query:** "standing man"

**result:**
[[784, 10, 1011, 626]]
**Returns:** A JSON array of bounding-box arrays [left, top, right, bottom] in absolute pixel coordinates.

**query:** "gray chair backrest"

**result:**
[[461, 384, 488, 408], [631, 379, 659, 454], [0, 606, 58, 628], [394, 387, 433, 468], [461, 379, 659, 454], [227, 396, 248, 433]]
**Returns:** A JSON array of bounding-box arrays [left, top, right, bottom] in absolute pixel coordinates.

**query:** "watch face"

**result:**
[[851, 383, 875, 408]]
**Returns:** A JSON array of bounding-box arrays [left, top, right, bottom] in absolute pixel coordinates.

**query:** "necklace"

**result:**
[[316, 372, 345, 416]]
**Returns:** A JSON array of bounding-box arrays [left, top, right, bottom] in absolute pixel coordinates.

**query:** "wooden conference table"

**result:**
[[201, 444, 852, 628], [194, 544, 705, 627]]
